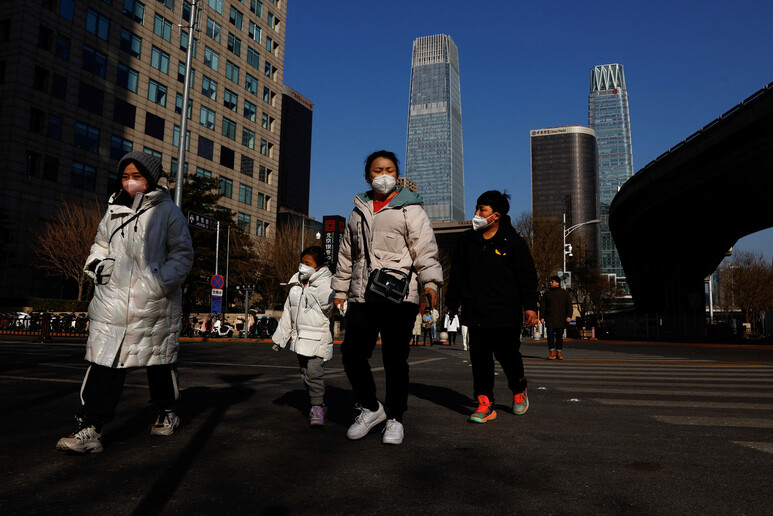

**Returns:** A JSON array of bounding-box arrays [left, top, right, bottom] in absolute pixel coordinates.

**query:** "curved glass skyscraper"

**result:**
[[406, 35, 465, 221], [589, 64, 634, 278]]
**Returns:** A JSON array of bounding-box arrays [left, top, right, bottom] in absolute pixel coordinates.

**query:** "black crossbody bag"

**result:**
[[360, 212, 412, 304]]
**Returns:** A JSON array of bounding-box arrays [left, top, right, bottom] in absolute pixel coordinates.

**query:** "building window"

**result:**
[[265, 36, 273, 53], [256, 220, 266, 237], [263, 86, 271, 104], [123, 0, 145, 24], [207, 0, 223, 15], [117, 63, 139, 92], [241, 156, 254, 177], [250, 0, 262, 18], [86, 9, 110, 40], [180, 30, 197, 56], [60, 0, 74, 20], [26, 151, 41, 177], [110, 135, 133, 159], [82, 45, 107, 77], [29, 108, 45, 134], [153, 14, 172, 41], [173, 125, 190, 149], [264, 60, 272, 79], [244, 100, 256, 122], [113, 98, 136, 128], [200, 106, 216, 129], [55, 35, 70, 59], [71, 162, 97, 191], [260, 138, 267, 155], [151, 46, 170, 74], [225, 61, 239, 85], [78, 82, 104, 115], [143, 147, 162, 160], [47, 115, 63, 140], [43, 156, 59, 182], [237, 212, 251, 233], [222, 117, 236, 140], [204, 46, 219, 71], [170, 158, 188, 178], [227, 33, 241, 56], [196, 166, 212, 178], [248, 21, 261, 43], [158, 0, 174, 10], [223, 88, 238, 112], [177, 61, 194, 87], [33, 66, 50, 91], [75, 122, 100, 152], [245, 73, 258, 95], [257, 192, 265, 210], [120, 29, 142, 57], [229, 7, 243, 29], [51, 73, 67, 100], [220, 145, 235, 168], [219, 176, 233, 198], [242, 128, 255, 149], [148, 79, 167, 106], [206, 17, 221, 42], [238, 183, 252, 205], [38, 25, 54, 50], [144, 113, 165, 140], [258, 165, 271, 183], [202, 75, 217, 100], [247, 47, 259, 69], [175, 93, 192, 118], [267, 12, 275, 29]]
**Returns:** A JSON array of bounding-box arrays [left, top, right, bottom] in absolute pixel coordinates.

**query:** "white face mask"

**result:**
[[472, 214, 496, 231], [298, 264, 316, 282], [371, 174, 396, 195]]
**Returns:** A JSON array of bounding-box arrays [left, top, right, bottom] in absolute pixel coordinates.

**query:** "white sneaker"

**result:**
[[382, 419, 404, 445], [346, 402, 386, 440], [151, 411, 180, 436], [56, 425, 103, 453]]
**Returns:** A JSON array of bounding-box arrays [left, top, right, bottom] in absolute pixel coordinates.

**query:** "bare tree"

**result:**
[[726, 251, 773, 333], [514, 212, 562, 289], [30, 198, 104, 300]]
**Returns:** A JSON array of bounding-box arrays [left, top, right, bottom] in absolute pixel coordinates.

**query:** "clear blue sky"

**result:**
[[282, 0, 773, 260]]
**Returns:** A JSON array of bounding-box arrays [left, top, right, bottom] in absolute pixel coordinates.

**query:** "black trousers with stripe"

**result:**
[[77, 362, 179, 430]]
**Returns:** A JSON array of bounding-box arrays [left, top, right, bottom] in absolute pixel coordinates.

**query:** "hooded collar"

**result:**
[[108, 187, 171, 214], [288, 265, 332, 288], [353, 187, 424, 215]]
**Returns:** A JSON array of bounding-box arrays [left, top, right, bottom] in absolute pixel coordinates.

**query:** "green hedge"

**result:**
[[26, 298, 90, 312]]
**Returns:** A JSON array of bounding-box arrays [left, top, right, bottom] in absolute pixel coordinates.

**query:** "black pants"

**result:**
[[468, 326, 526, 403], [78, 362, 179, 430], [547, 327, 564, 350], [448, 331, 457, 344], [341, 301, 418, 422]]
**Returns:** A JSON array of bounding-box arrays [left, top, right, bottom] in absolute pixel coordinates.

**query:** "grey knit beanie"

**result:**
[[118, 151, 163, 189]]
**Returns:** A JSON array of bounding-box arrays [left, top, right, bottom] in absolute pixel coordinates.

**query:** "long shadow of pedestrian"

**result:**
[[409, 382, 474, 416], [273, 385, 353, 426], [125, 374, 259, 516]]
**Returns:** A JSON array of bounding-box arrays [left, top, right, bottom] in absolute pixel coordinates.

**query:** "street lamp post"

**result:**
[[563, 212, 601, 276]]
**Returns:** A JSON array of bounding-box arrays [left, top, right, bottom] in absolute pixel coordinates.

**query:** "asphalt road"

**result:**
[[1, 335, 772, 515]]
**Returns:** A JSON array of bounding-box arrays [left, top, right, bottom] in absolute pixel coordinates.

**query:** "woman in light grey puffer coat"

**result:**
[[57, 152, 193, 454]]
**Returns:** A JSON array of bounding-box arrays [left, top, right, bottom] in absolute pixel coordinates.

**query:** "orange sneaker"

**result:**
[[548, 350, 556, 360], [556, 350, 564, 360], [468, 395, 497, 423], [513, 389, 529, 415]]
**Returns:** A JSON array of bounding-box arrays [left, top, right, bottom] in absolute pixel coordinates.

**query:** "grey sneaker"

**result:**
[[151, 411, 180, 436], [382, 419, 404, 445], [309, 405, 326, 427], [56, 424, 103, 453], [346, 402, 386, 440]]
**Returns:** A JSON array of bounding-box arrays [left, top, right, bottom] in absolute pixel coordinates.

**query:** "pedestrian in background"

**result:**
[[446, 190, 538, 424], [56, 152, 193, 453], [411, 312, 422, 346], [332, 150, 443, 445], [540, 275, 573, 360], [444, 310, 460, 345], [272, 246, 335, 426]]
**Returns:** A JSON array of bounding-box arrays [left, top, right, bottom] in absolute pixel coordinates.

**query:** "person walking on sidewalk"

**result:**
[[272, 246, 335, 426], [56, 152, 193, 453], [444, 311, 460, 345], [445, 190, 538, 424], [332, 150, 443, 445], [540, 276, 573, 360]]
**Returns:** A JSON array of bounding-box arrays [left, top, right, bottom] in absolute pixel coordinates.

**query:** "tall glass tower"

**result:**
[[406, 35, 465, 221], [589, 64, 634, 279]]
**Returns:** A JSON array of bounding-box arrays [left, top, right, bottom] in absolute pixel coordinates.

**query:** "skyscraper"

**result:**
[[405, 34, 464, 221], [0, 0, 286, 300], [530, 126, 599, 268], [278, 85, 313, 216], [588, 63, 634, 279]]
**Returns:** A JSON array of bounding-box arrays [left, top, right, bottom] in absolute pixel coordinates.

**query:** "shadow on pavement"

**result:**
[[409, 382, 474, 416]]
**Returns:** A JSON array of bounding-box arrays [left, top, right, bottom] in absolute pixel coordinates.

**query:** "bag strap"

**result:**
[[359, 205, 414, 284]]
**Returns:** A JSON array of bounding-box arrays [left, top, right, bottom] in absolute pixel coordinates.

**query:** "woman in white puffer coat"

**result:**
[[272, 246, 335, 426], [57, 152, 193, 454]]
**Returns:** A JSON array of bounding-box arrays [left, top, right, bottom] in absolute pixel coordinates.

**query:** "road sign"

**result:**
[[211, 274, 224, 289], [211, 296, 222, 314], [211, 288, 223, 297], [188, 211, 212, 231], [235, 284, 256, 291]]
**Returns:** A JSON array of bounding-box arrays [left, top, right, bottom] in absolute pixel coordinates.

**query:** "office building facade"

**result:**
[[0, 0, 286, 300], [588, 63, 633, 278], [278, 84, 312, 216], [405, 34, 465, 221], [530, 126, 599, 268]]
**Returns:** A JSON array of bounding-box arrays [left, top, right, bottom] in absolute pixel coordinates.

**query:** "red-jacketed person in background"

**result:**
[[56, 152, 193, 453], [445, 190, 538, 423]]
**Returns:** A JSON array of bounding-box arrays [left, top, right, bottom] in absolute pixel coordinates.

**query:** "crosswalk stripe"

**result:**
[[590, 398, 773, 410], [553, 386, 773, 398], [537, 380, 773, 389], [652, 416, 773, 428], [734, 441, 773, 454]]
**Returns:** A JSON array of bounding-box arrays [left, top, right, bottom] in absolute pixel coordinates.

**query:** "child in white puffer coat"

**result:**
[[272, 246, 335, 426]]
